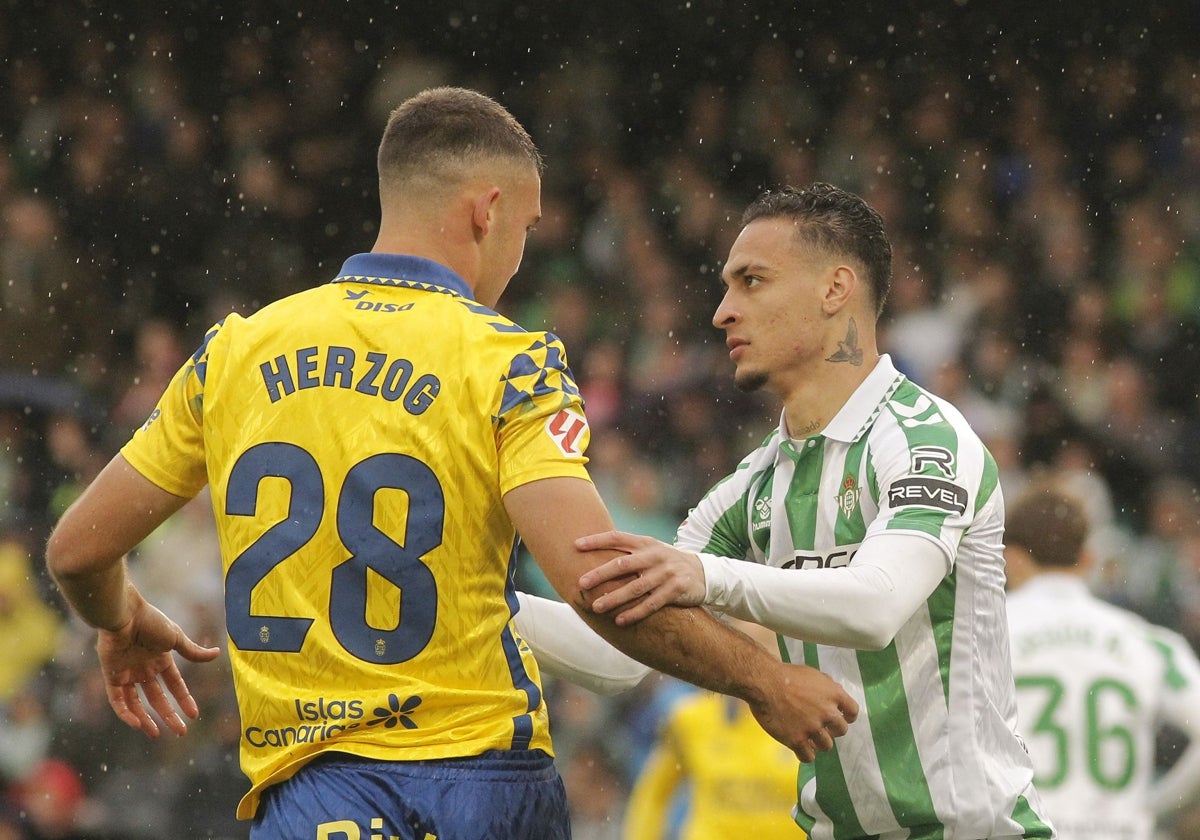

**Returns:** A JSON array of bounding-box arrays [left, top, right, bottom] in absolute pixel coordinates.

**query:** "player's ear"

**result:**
[[822, 265, 857, 315], [472, 186, 502, 238], [1077, 546, 1096, 576], [1002, 544, 1034, 591]]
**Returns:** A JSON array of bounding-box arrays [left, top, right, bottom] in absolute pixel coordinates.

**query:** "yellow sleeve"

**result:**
[[623, 718, 686, 840], [495, 333, 592, 494], [120, 331, 211, 498], [121, 319, 234, 494]]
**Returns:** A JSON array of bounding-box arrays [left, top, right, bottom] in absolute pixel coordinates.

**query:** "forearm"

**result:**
[[50, 558, 137, 632], [507, 477, 782, 703], [699, 531, 950, 649], [574, 598, 779, 705], [45, 453, 190, 632]]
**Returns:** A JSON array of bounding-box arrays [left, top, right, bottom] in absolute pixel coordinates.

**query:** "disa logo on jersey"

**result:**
[[546, 408, 587, 456], [344, 288, 415, 313]]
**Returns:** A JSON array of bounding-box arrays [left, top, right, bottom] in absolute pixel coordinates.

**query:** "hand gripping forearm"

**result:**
[[576, 598, 858, 762], [504, 476, 859, 761]]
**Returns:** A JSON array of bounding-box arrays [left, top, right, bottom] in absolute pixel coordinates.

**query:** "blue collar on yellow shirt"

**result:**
[[330, 253, 474, 301]]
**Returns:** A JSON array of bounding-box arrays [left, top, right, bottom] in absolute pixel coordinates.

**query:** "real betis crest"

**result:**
[[838, 474, 861, 518]]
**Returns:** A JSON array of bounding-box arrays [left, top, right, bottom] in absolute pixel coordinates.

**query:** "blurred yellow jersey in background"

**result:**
[[624, 689, 805, 839]]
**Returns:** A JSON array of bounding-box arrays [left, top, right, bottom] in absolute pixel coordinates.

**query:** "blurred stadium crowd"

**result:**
[[2, 1, 1200, 837]]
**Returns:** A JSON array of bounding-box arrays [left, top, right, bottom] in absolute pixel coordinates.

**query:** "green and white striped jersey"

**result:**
[[676, 356, 1054, 840], [1008, 573, 1200, 840]]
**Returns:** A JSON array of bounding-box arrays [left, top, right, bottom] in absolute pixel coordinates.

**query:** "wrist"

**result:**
[[95, 580, 142, 633], [718, 636, 783, 703], [98, 614, 134, 634]]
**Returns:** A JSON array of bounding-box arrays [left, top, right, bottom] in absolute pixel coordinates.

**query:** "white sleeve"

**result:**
[[513, 592, 652, 695], [1147, 628, 1200, 815], [698, 531, 950, 649]]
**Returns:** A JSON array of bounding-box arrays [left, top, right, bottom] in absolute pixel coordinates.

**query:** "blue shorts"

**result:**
[[250, 749, 569, 840]]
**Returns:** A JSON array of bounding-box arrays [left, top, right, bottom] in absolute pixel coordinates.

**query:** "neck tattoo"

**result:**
[[826, 317, 864, 366], [790, 419, 821, 438]]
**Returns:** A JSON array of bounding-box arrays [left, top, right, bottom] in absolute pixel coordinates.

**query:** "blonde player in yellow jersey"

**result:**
[[624, 621, 805, 840], [625, 692, 805, 840], [45, 87, 857, 840]]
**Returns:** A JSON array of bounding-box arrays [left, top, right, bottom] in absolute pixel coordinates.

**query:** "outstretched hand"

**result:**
[[96, 596, 221, 738], [752, 662, 860, 763], [576, 530, 706, 624]]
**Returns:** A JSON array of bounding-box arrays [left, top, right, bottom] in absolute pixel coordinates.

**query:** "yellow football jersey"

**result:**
[[624, 691, 804, 839], [121, 253, 593, 819]]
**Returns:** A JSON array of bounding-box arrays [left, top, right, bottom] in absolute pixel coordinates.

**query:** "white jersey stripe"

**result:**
[[893, 598, 954, 825], [820, 646, 897, 834]]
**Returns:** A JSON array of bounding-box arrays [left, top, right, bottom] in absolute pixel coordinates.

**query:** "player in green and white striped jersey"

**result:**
[[1005, 483, 1200, 840], [578, 183, 1055, 839]]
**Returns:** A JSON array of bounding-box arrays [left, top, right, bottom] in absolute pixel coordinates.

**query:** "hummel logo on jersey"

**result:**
[[891, 394, 944, 428], [753, 497, 771, 531]]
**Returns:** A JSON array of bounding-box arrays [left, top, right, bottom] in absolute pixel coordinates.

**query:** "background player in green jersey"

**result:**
[[1005, 482, 1200, 840], [575, 183, 1055, 838], [43, 89, 857, 838]]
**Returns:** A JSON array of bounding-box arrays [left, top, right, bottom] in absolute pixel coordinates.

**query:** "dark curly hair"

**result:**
[[742, 182, 892, 316]]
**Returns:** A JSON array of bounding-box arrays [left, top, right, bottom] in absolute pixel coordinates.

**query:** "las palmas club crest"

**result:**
[[838, 475, 860, 518]]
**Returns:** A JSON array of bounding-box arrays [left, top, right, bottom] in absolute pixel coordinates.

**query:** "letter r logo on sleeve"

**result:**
[[546, 408, 587, 456]]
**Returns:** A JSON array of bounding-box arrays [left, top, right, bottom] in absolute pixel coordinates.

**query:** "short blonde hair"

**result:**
[[377, 87, 543, 195]]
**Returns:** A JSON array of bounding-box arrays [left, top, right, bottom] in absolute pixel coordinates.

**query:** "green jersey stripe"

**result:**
[[800, 644, 872, 840], [783, 437, 825, 549], [928, 571, 957, 707], [833, 436, 871, 547], [857, 644, 940, 835], [698, 493, 751, 559], [1010, 795, 1056, 836]]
